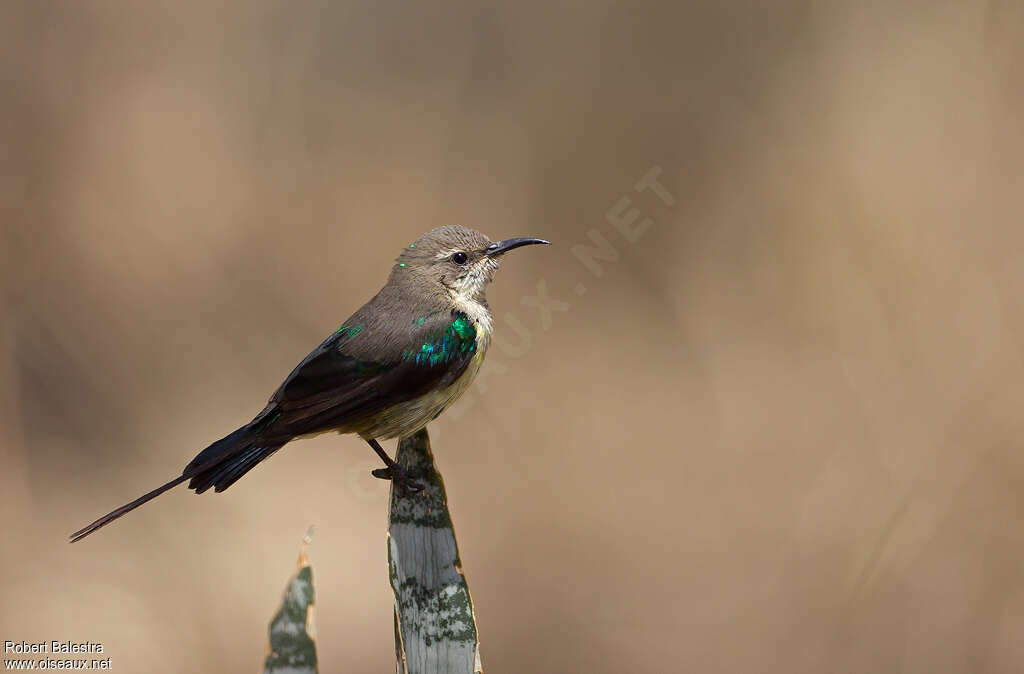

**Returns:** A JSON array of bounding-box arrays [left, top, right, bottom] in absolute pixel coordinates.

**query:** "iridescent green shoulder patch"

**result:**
[[403, 312, 477, 366]]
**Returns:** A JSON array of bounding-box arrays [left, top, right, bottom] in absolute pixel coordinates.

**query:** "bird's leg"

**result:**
[[365, 438, 424, 493]]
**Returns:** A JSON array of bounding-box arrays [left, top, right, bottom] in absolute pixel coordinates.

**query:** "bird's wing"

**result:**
[[257, 305, 478, 438]]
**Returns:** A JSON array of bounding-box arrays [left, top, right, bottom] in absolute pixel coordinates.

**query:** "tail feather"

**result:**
[[188, 445, 282, 494], [69, 475, 189, 543], [183, 425, 255, 475], [70, 424, 288, 543]]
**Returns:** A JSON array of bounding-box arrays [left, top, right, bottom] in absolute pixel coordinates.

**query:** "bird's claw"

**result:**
[[371, 466, 424, 494]]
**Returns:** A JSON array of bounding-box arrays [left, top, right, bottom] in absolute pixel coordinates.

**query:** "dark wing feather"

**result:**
[[256, 296, 477, 439]]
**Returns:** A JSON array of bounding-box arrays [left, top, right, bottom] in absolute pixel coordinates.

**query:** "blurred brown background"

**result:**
[[2, 1, 1024, 672]]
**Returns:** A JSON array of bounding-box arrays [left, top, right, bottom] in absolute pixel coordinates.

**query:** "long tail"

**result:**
[[69, 475, 190, 543], [70, 426, 286, 543]]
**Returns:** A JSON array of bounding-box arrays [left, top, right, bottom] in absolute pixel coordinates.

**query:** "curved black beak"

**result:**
[[485, 237, 551, 257]]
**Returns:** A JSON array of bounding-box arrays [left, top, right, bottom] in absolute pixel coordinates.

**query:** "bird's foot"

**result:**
[[371, 466, 425, 494]]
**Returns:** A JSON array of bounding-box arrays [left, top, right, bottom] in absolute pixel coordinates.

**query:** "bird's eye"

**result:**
[[451, 252, 468, 265]]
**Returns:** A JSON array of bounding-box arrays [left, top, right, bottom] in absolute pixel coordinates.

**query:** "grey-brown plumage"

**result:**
[[70, 226, 549, 542]]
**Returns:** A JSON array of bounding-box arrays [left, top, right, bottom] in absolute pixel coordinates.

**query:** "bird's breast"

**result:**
[[349, 307, 491, 441], [354, 345, 488, 440]]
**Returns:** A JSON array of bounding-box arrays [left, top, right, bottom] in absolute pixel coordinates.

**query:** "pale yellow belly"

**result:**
[[348, 346, 486, 440]]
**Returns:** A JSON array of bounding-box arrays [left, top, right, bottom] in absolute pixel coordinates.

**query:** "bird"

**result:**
[[70, 225, 550, 542]]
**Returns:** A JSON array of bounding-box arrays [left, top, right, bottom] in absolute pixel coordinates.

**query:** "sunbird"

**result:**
[[71, 226, 549, 542]]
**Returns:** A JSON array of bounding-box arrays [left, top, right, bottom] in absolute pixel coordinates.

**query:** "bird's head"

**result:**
[[390, 225, 550, 305]]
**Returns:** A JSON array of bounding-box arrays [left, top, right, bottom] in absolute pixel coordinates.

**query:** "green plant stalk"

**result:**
[[264, 533, 318, 674], [388, 429, 483, 674]]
